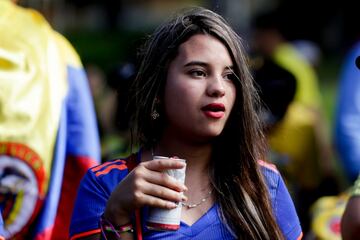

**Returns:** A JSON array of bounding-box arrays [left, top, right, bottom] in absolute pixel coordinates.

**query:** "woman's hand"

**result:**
[[104, 158, 187, 225]]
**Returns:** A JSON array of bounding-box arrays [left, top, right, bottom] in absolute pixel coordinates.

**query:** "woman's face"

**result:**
[[163, 34, 236, 143]]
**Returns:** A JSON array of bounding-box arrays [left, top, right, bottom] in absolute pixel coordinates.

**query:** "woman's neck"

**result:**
[[154, 137, 212, 175]]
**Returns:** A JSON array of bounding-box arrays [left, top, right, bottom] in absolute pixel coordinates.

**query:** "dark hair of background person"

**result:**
[[129, 7, 284, 239], [107, 60, 137, 132], [252, 57, 297, 132], [251, 8, 289, 40]]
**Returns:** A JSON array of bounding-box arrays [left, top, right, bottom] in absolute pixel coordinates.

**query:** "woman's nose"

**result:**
[[207, 76, 225, 97]]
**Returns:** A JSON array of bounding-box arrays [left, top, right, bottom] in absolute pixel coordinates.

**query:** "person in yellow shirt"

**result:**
[[251, 9, 338, 234]]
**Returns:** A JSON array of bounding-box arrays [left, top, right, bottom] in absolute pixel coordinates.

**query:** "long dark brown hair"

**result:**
[[130, 7, 284, 240]]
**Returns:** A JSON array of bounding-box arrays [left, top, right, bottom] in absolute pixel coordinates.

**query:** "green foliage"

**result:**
[[64, 30, 147, 72]]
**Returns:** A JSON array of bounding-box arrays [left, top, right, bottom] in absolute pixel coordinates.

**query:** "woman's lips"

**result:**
[[203, 111, 225, 118], [201, 103, 225, 119]]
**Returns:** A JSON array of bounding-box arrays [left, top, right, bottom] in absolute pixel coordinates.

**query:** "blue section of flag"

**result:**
[[32, 65, 101, 238], [65, 66, 101, 160]]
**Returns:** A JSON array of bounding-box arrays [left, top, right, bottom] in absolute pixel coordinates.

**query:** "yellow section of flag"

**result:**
[[0, 1, 69, 190]]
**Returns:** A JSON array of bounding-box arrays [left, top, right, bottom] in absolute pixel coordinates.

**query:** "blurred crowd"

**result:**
[[1, 0, 360, 239]]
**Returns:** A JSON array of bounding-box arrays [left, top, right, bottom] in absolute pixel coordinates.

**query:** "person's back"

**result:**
[[267, 44, 324, 190], [0, 1, 101, 239], [272, 42, 322, 108]]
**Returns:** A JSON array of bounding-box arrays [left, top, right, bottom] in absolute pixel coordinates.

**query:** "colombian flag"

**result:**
[[0, 1, 101, 239]]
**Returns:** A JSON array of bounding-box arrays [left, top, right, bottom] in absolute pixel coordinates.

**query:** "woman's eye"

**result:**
[[224, 73, 236, 81], [189, 70, 206, 77]]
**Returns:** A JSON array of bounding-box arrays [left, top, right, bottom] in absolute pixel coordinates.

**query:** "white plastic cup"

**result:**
[[146, 156, 186, 231]]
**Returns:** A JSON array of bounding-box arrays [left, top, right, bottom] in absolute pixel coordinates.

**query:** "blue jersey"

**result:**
[[70, 154, 302, 240]]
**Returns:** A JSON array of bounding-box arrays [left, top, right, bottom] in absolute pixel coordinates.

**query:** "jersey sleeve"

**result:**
[[260, 163, 303, 240], [275, 173, 303, 239], [69, 160, 130, 239]]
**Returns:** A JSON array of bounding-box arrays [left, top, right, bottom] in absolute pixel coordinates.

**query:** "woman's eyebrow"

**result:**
[[184, 61, 233, 70], [184, 61, 208, 67]]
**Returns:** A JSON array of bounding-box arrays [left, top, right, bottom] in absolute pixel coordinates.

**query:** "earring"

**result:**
[[151, 97, 160, 120], [151, 109, 160, 120]]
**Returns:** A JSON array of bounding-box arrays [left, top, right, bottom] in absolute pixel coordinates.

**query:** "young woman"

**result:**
[[70, 7, 302, 240]]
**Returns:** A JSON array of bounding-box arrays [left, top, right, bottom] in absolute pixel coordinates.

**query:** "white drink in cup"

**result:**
[[146, 156, 186, 231]]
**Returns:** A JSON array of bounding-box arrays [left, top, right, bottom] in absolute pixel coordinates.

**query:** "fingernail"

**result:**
[[168, 202, 177, 208], [181, 195, 188, 202]]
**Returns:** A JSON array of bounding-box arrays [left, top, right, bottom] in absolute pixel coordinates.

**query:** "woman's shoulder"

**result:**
[[258, 159, 280, 181], [257, 160, 281, 191], [258, 160, 279, 173]]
